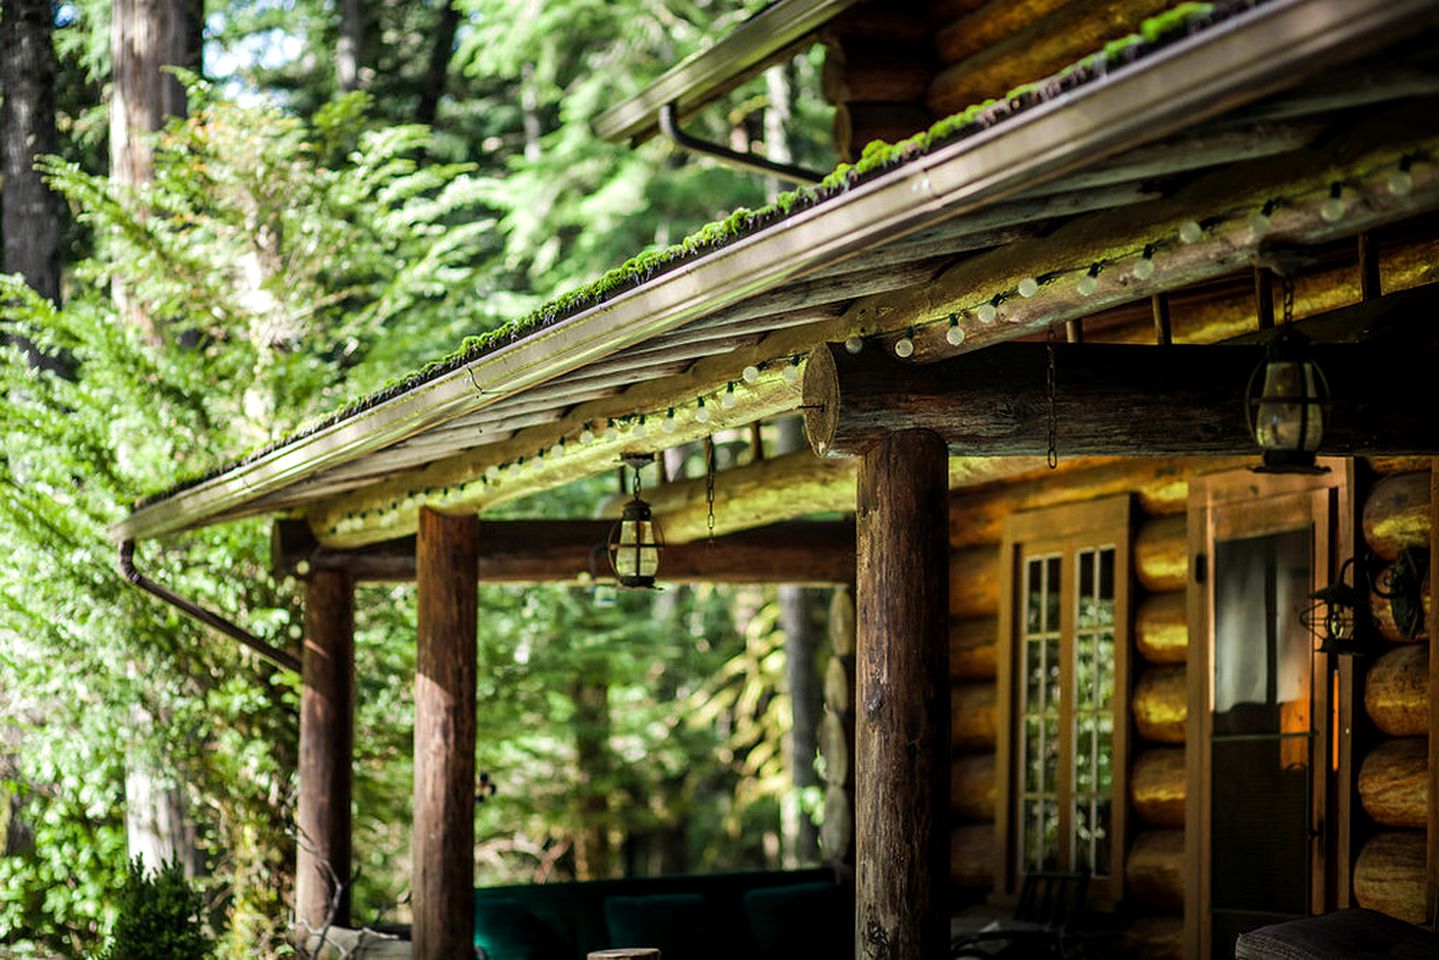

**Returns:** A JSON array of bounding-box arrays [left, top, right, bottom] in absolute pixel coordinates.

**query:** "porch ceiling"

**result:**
[[113, 0, 1439, 549]]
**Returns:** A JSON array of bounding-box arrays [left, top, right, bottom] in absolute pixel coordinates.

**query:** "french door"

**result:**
[[1184, 466, 1351, 960]]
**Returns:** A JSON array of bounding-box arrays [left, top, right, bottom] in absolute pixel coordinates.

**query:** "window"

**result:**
[[996, 495, 1131, 904]]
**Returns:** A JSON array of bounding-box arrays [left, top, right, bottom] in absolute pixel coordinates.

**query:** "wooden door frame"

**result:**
[[1183, 462, 1352, 960]]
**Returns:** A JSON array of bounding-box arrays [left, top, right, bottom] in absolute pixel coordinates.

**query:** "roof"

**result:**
[[592, 0, 867, 146], [115, 0, 1439, 547]]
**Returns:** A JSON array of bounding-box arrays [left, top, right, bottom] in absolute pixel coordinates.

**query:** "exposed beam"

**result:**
[[802, 295, 1439, 459], [274, 518, 855, 585]]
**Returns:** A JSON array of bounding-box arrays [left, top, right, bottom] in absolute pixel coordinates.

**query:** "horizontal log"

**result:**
[[1131, 748, 1186, 828], [832, 102, 932, 162], [934, 0, 1073, 67], [1134, 666, 1186, 745], [824, 656, 852, 713], [1118, 916, 1184, 960], [1363, 471, 1431, 561], [946, 456, 1248, 550], [1364, 644, 1430, 737], [830, 587, 856, 657], [305, 927, 410, 959], [1358, 737, 1429, 829], [951, 753, 997, 822], [950, 547, 999, 618], [928, 0, 1182, 114], [801, 319, 1439, 460], [1135, 592, 1188, 665], [1125, 829, 1185, 913], [274, 518, 855, 585], [1353, 830, 1428, 925], [821, 783, 853, 862], [950, 617, 997, 680], [952, 682, 997, 752], [1369, 456, 1434, 476], [1135, 517, 1188, 594], [824, 2, 931, 42], [820, 709, 851, 787], [950, 823, 995, 890], [1371, 568, 1431, 644], [822, 41, 932, 103]]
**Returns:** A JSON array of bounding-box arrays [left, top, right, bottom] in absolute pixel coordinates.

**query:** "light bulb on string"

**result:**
[[844, 335, 864, 354], [694, 397, 711, 423], [580, 424, 596, 444], [662, 408, 678, 433], [633, 416, 648, 439], [1017, 277, 1039, 299], [720, 383, 738, 409], [1077, 264, 1099, 297], [781, 359, 802, 384], [1320, 183, 1346, 223], [1133, 247, 1156, 281], [1178, 220, 1203, 244], [945, 314, 965, 346], [977, 300, 998, 325], [894, 332, 915, 358], [1251, 201, 1274, 237], [741, 364, 760, 383], [1388, 159, 1415, 197]]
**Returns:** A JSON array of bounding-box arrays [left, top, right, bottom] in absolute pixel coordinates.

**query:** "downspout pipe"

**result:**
[[658, 102, 823, 186], [119, 539, 302, 674]]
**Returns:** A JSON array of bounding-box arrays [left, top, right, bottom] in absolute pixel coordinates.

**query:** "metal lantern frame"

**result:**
[[607, 453, 664, 589], [1301, 557, 1372, 656], [1245, 325, 1331, 474]]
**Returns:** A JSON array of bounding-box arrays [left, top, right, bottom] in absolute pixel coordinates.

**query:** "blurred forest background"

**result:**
[[0, 0, 842, 954]]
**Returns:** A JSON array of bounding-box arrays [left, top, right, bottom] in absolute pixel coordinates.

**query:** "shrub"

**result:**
[[97, 859, 211, 960]]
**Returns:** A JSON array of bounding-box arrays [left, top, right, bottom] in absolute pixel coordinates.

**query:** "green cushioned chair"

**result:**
[[473, 897, 570, 960], [603, 892, 722, 960], [743, 880, 846, 959]]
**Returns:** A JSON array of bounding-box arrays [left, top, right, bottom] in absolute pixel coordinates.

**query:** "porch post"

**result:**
[[854, 429, 950, 959], [413, 508, 478, 959], [296, 569, 355, 935]]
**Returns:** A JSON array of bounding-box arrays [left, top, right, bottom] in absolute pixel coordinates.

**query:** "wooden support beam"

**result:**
[[412, 509, 477, 960], [274, 518, 855, 585], [1428, 459, 1439, 922], [803, 291, 1439, 459], [855, 430, 949, 959], [295, 570, 354, 938]]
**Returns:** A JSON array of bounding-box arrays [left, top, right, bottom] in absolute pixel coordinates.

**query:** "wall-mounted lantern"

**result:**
[[1374, 548, 1429, 641], [1303, 558, 1371, 656], [608, 453, 663, 589], [1303, 550, 1429, 656], [1247, 326, 1329, 474]]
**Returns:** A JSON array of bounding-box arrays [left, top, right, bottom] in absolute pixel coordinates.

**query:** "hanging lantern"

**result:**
[[1301, 558, 1374, 656], [608, 454, 663, 589], [1246, 326, 1329, 474]]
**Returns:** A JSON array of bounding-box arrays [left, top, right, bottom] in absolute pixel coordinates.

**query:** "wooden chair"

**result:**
[[951, 870, 1089, 959]]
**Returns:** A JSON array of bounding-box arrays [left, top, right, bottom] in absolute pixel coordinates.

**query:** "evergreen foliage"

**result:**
[[97, 859, 212, 960]]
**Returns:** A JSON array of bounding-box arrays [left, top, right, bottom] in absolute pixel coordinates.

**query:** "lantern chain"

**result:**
[[1045, 324, 1058, 469], [704, 436, 717, 544]]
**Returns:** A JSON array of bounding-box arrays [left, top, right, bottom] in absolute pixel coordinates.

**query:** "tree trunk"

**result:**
[[335, 0, 362, 92], [417, 0, 460, 127], [2, 0, 60, 306], [572, 680, 613, 881]]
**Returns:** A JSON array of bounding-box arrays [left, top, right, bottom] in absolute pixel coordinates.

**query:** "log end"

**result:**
[[801, 343, 842, 459]]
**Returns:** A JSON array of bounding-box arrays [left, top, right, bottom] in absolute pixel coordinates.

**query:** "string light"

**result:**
[[894, 332, 915, 358], [1133, 246, 1156, 281], [781, 359, 802, 384], [844, 335, 864, 354], [694, 397, 711, 423], [1388, 158, 1414, 197], [1077, 263, 1100, 297], [580, 423, 595, 444], [632, 416, 647, 439], [720, 383, 738, 409], [741, 364, 760, 382], [945, 314, 965, 346], [1017, 277, 1039, 298], [1251, 201, 1274, 237], [1320, 183, 1346, 223], [662, 408, 678, 433], [977, 299, 998, 325]]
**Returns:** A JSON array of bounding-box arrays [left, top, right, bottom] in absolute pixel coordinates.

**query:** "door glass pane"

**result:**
[[1071, 544, 1116, 879], [1210, 528, 1314, 959]]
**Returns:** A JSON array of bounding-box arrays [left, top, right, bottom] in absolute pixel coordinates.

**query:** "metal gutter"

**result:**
[[593, 0, 865, 145], [658, 102, 825, 185], [112, 0, 1439, 544], [119, 540, 302, 673]]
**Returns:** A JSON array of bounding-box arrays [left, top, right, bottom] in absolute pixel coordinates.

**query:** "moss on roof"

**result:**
[[136, 0, 1243, 511]]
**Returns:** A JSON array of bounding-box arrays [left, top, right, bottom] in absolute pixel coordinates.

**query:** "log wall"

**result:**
[[1354, 467, 1433, 926]]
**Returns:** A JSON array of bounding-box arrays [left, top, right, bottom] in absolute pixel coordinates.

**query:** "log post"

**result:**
[[413, 509, 478, 960], [855, 430, 949, 960], [296, 570, 355, 937]]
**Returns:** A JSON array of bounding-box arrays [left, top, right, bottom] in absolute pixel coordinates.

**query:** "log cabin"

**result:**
[[115, 0, 1439, 957]]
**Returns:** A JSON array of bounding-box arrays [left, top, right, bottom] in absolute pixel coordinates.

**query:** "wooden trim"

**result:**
[[1428, 460, 1439, 927], [994, 493, 1132, 905]]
